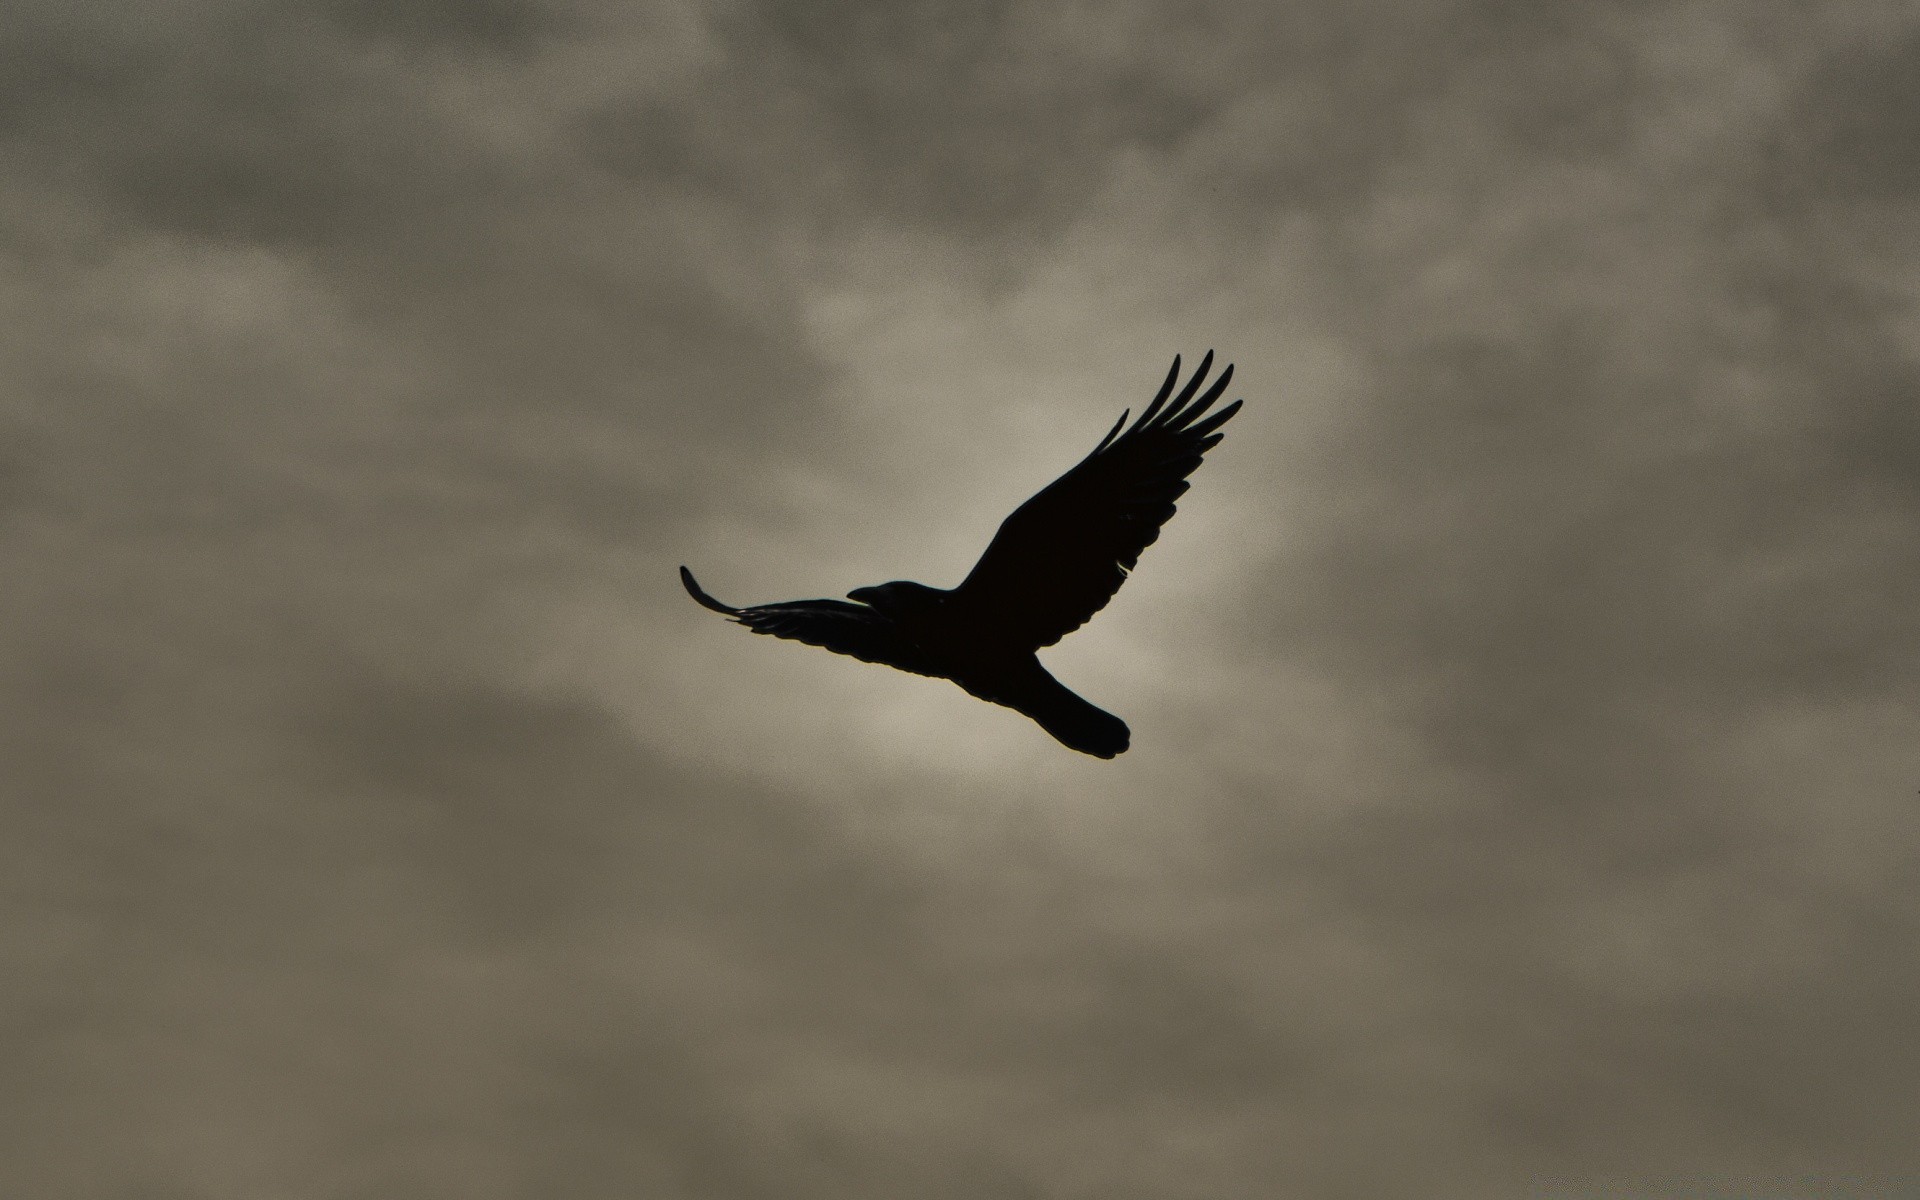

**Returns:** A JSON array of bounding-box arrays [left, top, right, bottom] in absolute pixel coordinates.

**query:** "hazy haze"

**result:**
[[5, 2, 1919, 1196]]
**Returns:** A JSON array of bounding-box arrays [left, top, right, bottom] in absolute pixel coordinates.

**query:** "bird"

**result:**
[[680, 352, 1243, 758]]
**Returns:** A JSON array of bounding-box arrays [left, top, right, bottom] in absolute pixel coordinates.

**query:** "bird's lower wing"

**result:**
[[680, 567, 943, 679]]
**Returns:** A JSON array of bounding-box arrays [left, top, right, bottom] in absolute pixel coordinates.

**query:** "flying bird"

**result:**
[[681, 352, 1243, 758]]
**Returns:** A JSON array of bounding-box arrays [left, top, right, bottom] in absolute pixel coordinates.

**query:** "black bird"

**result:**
[[681, 352, 1243, 758]]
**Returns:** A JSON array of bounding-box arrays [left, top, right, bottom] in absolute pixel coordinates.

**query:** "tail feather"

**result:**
[[974, 661, 1129, 758]]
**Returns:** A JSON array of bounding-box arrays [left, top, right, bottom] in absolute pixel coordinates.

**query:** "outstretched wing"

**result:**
[[679, 567, 943, 678], [950, 352, 1242, 650]]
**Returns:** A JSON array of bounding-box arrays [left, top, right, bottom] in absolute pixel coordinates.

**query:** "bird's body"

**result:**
[[681, 352, 1243, 758]]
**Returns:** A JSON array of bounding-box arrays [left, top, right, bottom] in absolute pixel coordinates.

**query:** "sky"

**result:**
[[4, 1, 1919, 1196]]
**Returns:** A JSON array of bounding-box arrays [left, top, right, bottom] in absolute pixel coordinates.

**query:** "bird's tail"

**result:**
[[987, 661, 1130, 759]]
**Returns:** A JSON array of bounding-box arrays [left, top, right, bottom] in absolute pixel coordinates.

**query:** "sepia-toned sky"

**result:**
[[6, 1, 1919, 1196]]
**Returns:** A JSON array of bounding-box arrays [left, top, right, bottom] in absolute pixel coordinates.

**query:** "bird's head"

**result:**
[[846, 580, 941, 616]]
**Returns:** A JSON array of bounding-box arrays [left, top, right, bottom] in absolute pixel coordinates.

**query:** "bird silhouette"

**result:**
[[681, 352, 1243, 757]]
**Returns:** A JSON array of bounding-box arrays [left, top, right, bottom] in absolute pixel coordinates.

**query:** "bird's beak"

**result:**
[[847, 587, 877, 604]]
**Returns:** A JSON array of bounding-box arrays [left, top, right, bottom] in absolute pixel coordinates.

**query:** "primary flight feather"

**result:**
[[681, 352, 1243, 758]]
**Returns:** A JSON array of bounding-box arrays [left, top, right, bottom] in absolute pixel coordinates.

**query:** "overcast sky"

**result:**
[[5, 1, 1919, 1196]]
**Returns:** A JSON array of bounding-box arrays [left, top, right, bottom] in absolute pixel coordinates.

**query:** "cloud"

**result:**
[[4, 0, 1918, 1196]]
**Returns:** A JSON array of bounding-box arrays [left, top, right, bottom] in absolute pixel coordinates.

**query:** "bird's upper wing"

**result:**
[[949, 352, 1242, 650], [679, 567, 943, 678]]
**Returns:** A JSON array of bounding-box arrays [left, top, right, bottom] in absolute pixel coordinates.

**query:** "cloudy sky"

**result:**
[[6, 1, 1919, 1196]]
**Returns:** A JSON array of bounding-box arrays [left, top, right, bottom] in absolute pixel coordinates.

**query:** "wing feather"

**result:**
[[679, 567, 942, 678], [949, 353, 1243, 650]]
